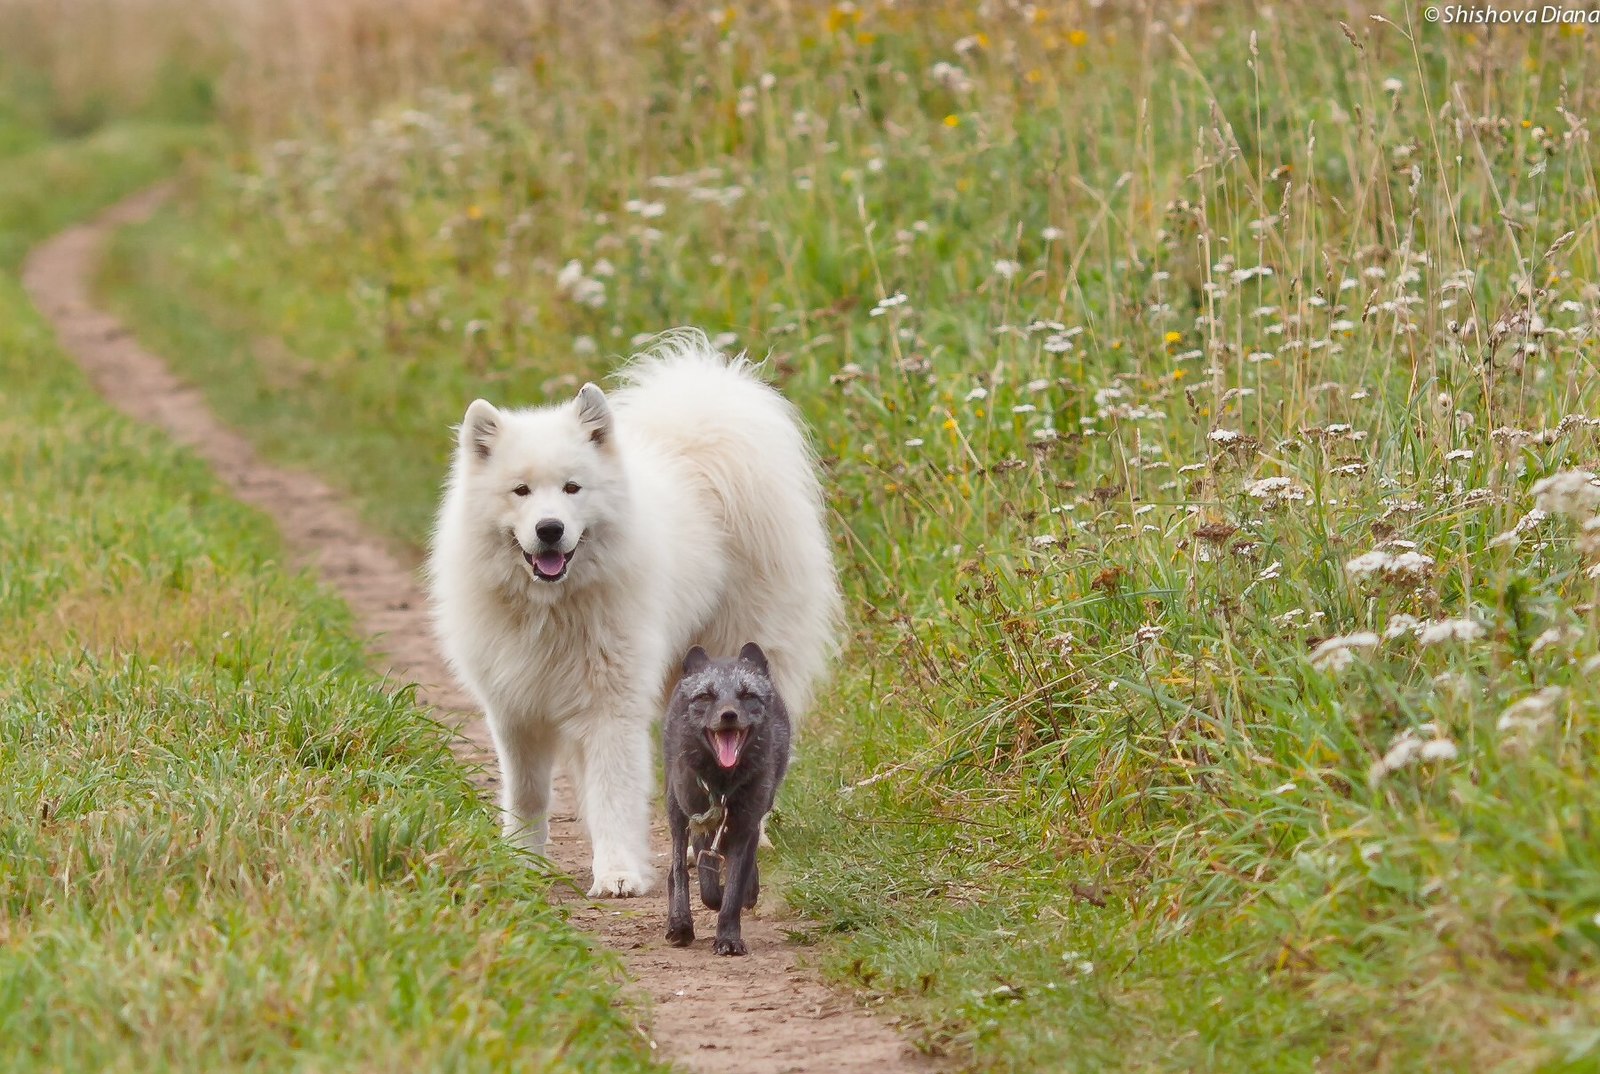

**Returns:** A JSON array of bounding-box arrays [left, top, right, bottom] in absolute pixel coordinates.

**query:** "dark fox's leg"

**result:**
[[742, 848, 759, 909], [665, 795, 694, 947], [713, 828, 760, 956]]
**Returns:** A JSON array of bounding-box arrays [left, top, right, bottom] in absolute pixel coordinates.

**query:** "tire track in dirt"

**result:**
[[24, 186, 940, 1074]]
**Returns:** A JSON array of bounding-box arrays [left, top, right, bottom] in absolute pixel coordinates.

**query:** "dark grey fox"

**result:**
[[663, 642, 791, 956]]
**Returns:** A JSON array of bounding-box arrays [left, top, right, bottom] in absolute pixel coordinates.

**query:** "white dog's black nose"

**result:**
[[535, 518, 565, 545]]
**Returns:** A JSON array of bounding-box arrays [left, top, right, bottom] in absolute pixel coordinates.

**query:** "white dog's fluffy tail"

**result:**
[[613, 330, 843, 718]]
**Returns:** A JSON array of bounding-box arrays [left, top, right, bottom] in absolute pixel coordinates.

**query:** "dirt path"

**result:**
[[24, 187, 938, 1074]]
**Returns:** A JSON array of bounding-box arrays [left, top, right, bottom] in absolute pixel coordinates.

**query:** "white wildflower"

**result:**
[[1414, 618, 1485, 646], [1246, 476, 1291, 497], [1489, 507, 1548, 549], [1345, 549, 1435, 583], [1309, 631, 1380, 672], [870, 292, 909, 317], [964, 386, 989, 402], [929, 61, 974, 94], [1531, 470, 1600, 518], [1419, 739, 1458, 762], [1383, 614, 1420, 640], [1209, 428, 1244, 445], [555, 260, 607, 308], [1497, 687, 1564, 734], [993, 259, 1023, 280], [1370, 724, 1456, 784], [1531, 625, 1581, 654]]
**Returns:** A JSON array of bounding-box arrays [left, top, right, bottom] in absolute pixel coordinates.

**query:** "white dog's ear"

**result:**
[[576, 383, 613, 446], [738, 642, 769, 675], [461, 399, 501, 461], [682, 646, 710, 675]]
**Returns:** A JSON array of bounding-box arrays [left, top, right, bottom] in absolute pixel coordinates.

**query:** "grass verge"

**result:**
[[1, 122, 659, 1072]]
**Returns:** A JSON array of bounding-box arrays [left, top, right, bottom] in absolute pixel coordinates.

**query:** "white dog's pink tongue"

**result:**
[[713, 730, 742, 768], [534, 551, 566, 577]]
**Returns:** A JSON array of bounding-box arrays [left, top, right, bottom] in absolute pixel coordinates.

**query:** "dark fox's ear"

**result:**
[[682, 646, 710, 675], [461, 399, 500, 460], [738, 642, 769, 675], [576, 383, 613, 446]]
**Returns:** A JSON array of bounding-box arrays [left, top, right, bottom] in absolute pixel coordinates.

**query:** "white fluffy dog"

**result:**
[[428, 333, 840, 896]]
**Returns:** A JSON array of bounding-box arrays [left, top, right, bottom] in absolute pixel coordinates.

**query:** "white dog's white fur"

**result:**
[[428, 332, 841, 897]]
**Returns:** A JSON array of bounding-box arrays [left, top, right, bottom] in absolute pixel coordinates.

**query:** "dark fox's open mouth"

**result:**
[[707, 728, 748, 769], [524, 548, 574, 582]]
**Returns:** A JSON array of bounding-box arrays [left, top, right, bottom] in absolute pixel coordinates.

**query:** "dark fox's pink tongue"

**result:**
[[534, 551, 566, 577], [712, 729, 744, 769]]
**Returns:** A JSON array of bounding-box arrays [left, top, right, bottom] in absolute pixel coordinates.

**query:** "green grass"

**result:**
[[93, 1, 1600, 1070], [0, 115, 660, 1072]]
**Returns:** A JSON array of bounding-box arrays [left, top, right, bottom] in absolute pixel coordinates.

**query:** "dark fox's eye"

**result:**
[[563, 481, 582, 495], [694, 691, 716, 705], [512, 484, 530, 497]]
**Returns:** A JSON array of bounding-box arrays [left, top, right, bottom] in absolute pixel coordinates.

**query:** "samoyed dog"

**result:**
[[428, 332, 841, 897]]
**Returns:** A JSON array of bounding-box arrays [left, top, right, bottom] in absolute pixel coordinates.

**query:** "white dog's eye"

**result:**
[[563, 481, 582, 495], [512, 484, 530, 497]]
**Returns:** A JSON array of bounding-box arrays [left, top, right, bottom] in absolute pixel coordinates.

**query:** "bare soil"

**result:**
[[23, 186, 940, 1074]]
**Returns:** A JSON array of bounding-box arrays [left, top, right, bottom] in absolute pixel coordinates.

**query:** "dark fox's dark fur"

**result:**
[[663, 642, 791, 956]]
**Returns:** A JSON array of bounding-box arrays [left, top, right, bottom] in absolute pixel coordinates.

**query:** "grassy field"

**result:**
[[0, 78, 661, 1074], [40, 0, 1600, 1069]]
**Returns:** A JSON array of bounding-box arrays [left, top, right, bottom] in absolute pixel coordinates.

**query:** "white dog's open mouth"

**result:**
[[707, 728, 748, 769], [524, 548, 573, 582]]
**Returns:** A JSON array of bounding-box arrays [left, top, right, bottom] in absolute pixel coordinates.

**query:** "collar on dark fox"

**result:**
[[689, 776, 730, 854]]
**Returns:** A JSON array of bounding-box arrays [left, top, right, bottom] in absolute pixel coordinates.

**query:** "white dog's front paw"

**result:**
[[588, 866, 653, 898]]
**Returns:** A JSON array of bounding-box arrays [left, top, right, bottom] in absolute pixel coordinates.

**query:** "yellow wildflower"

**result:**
[[825, 4, 861, 32]]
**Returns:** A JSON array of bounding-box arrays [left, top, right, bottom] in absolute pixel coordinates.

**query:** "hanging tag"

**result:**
[[696, 848, 725, 885]]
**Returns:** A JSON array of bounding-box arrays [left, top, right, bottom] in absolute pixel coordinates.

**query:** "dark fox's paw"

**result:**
[[666, 919, 695, 947], [712, 936, 747, 956]]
